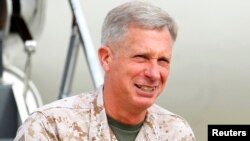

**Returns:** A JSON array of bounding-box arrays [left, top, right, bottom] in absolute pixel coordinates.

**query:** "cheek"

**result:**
[[161, 68, 170, 83], [127, 63, 147, 76], [109, 59, 132, 78]]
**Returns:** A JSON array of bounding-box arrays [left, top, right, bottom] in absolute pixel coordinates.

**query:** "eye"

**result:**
[[133, 55, 148, 62], [158, 57, 170, 66]]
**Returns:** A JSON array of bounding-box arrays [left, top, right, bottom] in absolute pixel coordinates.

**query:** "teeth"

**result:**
[[137, 85, 155, 92]]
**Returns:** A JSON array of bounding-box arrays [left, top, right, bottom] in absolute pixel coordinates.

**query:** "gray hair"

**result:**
[[101, 1, 178, 45]]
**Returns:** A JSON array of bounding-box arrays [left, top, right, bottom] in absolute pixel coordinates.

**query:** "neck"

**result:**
[[105, 103, 147, 125], [103, 90, 147, 125]]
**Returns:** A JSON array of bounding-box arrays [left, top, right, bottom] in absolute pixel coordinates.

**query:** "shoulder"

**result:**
[[27, 91, 98, 123], [148, 104, 196, 140], [14, 91, 99, 140], [37, 90, 97, 113]]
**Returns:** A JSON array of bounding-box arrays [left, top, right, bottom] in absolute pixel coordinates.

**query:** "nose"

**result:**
[[144, 61, 161, 81]]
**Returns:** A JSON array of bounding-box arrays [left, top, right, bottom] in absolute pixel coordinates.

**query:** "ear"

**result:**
[[98, 46, 112, 71]]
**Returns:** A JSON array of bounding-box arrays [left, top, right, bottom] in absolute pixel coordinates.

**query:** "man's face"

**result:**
[[103, 26, 173, 110]]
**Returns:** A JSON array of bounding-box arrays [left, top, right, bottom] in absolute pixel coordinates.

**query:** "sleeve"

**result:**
[[168, 117, 196, 141], [177, 120, 196, 141], [14, 112, 56, 141]]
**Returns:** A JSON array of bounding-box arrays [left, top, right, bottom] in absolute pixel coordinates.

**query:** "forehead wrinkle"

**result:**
[[114, 27, 172, 59]]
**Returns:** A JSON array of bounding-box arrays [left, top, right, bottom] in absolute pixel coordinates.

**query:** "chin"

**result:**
[[133, 98, 156, 110]]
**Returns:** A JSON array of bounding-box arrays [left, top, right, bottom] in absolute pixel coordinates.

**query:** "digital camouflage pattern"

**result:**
[[14, 86, 195, 141]]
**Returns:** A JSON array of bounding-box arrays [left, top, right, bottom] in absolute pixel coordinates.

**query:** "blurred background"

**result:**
[[1, 0, 250, 140]]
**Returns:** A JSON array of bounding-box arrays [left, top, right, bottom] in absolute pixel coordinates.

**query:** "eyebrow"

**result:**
[[159, 56, 171, 63], [134, 51, 171, 61]]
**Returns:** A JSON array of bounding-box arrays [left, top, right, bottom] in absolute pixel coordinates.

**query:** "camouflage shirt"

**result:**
[[14, 86, 196, 141]]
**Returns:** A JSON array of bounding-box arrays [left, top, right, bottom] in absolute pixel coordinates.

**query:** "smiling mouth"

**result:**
[[135, 84, 157, 92]]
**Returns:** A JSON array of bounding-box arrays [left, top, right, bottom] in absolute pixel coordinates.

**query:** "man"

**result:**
[[14, 1, 195, 141]]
